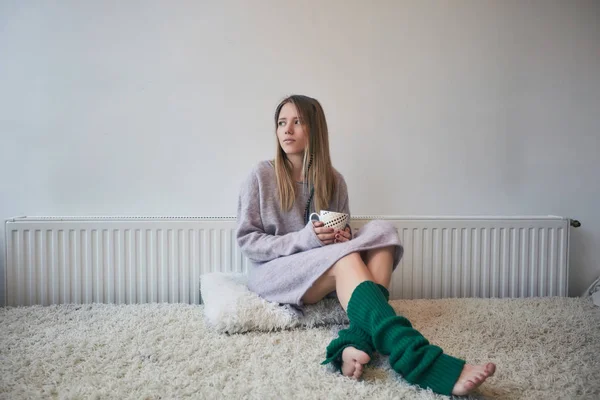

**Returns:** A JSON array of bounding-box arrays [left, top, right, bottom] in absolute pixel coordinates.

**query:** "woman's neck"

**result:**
[[287, 154, 305, 182]]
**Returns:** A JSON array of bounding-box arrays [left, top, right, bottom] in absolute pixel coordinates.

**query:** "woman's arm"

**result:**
[[236, 171, 323, 263]]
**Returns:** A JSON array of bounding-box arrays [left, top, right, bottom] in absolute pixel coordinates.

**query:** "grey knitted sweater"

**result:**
[[236, 160, 403, 305]]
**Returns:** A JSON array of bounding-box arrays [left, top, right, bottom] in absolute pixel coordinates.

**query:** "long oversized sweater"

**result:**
[[236, 160, 403, 305]]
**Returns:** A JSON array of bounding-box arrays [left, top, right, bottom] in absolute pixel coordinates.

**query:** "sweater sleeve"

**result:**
[[236, 170, 323, 263]]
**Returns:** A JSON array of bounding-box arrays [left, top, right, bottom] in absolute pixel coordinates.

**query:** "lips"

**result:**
[[283, 139, 295, 144]]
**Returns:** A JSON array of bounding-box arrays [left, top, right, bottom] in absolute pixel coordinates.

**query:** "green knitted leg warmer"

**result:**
[[347, 281, 465, 396], [377, 284, 390, 301]]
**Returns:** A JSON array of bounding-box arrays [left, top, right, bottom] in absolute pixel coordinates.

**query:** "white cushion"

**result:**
[[200, 272, 348, 333]]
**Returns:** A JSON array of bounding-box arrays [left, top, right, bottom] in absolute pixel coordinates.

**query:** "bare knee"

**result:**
[[302, 252, 370, 304], [368, 245, 395, 257], [339, 251, 363, 264], [364, 246, 394, 264], [363, 246, 394, 288], [328, 252, 374, 284]]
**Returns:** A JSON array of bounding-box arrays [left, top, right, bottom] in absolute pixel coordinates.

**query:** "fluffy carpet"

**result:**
[[1, 297, 599, 400]]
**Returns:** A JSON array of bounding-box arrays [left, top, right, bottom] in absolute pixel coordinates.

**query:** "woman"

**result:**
[[236, 95, 495, 396]]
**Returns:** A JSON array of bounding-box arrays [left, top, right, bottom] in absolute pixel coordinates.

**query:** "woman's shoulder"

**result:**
[[332, 166, 347, 185], [241, 160, 275, 186], [250, 160, 274, 178]]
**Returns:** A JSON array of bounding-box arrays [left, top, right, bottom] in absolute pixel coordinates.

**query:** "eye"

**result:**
[[294, 119, 301, 125], [278, 121, 285, 126]]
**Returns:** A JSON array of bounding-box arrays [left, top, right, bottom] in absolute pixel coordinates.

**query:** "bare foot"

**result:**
[[340, 347, 371, 379], [452, 363, 496, 396]]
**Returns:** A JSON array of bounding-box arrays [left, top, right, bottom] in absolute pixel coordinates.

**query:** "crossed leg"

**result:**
[[302, 247, 495, 396], [302, 246, 394, 308]]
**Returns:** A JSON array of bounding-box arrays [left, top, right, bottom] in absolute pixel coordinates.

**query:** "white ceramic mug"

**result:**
[[309, 210, 349, 231]]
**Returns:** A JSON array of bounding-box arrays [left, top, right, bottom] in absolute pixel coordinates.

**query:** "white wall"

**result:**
[[1, 0, 599, 303]]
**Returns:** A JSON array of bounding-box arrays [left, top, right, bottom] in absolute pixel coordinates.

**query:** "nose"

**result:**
[[285, 123, 293, 134]]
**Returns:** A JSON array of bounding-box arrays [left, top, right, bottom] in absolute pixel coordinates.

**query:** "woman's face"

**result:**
[[276, 102, 308, 156]]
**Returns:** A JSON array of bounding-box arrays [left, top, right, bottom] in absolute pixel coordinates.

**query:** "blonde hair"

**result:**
[[273, 95, 336, 213]]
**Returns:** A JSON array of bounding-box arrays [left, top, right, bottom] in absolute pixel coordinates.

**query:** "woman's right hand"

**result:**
[[313, 221, 336, 245]]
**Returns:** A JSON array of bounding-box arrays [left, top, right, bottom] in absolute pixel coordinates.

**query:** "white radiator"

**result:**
[[4, 216, 572, 306]]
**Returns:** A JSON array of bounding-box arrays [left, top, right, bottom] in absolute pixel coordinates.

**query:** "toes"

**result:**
[[346, 361, 365, 380], [353, 364, 362, 379], [340, 347, 371, 380], [341, 361, 364, 380], [342, 347, 370, 365], [355, 353, 370, 365], [452, 363, 496, 396], [341, 362, 354, 378], [464, 380, 476, 391]]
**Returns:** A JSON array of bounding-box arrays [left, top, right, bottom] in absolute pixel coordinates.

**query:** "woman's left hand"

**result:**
[[334, 226, 352, 243]]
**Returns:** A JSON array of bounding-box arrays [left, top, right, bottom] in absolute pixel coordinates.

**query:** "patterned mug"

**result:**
[[309, 210, 349, 231]]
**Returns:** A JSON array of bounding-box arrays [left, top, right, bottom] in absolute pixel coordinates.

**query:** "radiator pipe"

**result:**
[[570, 219, 581, 228]]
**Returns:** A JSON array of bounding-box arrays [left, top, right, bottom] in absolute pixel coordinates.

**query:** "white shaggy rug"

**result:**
[[1, 298, 599, 400]]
